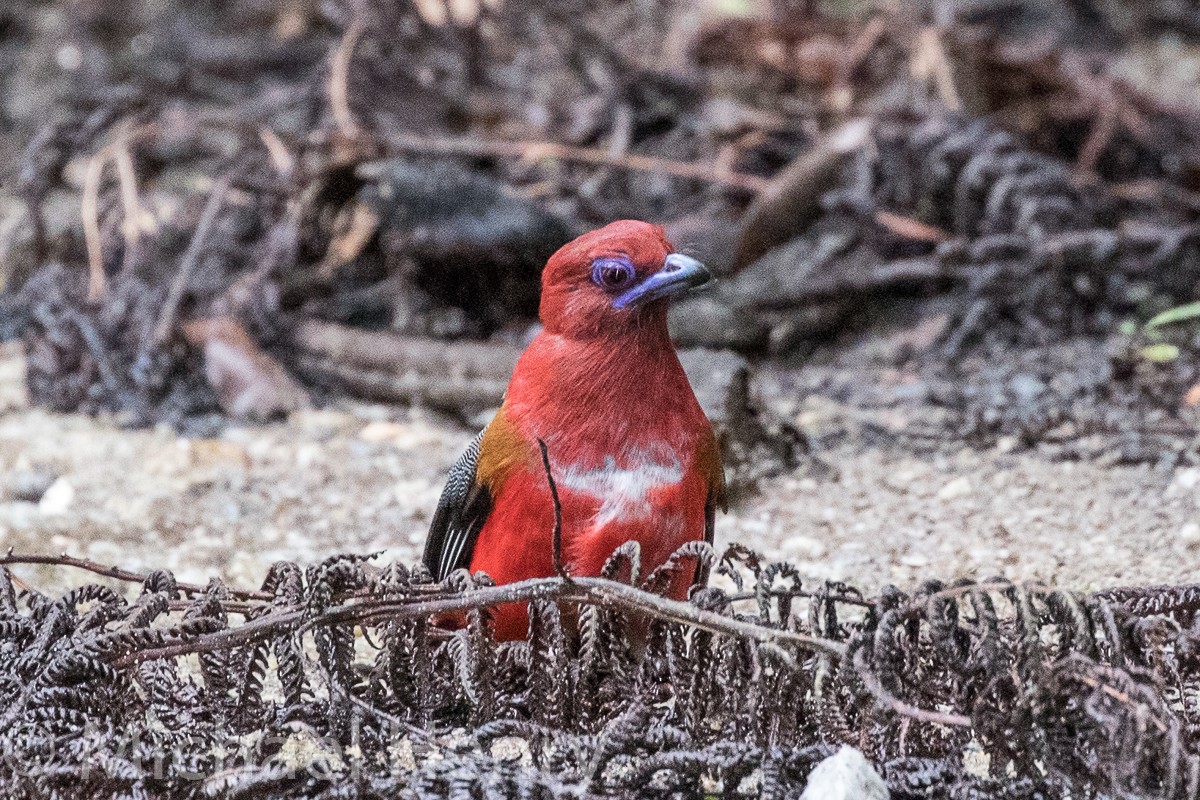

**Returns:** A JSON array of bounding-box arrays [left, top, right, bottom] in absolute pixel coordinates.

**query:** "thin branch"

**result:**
[[81, 149, 109, 302], [113, 143, 142, 252], [329, 14, 365, 139], [0, 551, 271, 601], [537, 438, 568, 581], [381, 132, 769, 193], [258, 126, 295, 177], [110, 575, 847, 667], [150, 176, 230, 346], [853, 647, 972, 728]]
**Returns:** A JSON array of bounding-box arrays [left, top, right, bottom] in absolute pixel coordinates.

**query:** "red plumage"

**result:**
[[424, 220, 726, 639]]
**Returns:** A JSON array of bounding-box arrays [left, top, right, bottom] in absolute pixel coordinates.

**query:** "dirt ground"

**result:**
[[3, 339, 1195, 598]]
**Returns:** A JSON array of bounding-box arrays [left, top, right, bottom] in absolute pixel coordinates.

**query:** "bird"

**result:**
[[423, 220, 726, 640]]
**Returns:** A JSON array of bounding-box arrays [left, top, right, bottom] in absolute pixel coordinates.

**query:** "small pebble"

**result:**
[[800, 746, 888, 800], [937, 476, 973, 500], [38, 477, 75, 515], [1171, 467, 1200, 495]]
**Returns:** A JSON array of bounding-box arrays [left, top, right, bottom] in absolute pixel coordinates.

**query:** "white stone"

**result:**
[[995, 435, 1019, 453], [962, 738, 991, 778], [1180, 523, 1200, 544], [489, 736, 531, 765], [800, 746, 888, 800], [937, 476, 972, 500], [38, 477, 75, 515], [1174, 467, 1200, 491], [56, 44, 83, 71]]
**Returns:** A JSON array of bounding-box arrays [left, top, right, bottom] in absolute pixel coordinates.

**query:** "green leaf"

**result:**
[[1139, 343, 1180, 362], [711, 0, 759, 18], [1145, 302, 1200, 330]]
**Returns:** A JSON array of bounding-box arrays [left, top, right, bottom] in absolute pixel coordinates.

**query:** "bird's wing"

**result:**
[[423, 430, 492, 581], [424, 408, 530, 582]]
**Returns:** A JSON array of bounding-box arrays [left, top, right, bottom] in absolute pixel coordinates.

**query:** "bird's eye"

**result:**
[[591, 257, 635, 291]]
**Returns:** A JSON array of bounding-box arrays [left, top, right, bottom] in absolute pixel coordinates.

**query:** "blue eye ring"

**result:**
[[591, 256, 636, 292]]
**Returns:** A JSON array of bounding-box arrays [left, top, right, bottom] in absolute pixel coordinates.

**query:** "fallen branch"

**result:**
[[108, 574, 848, 667], [150, 176, 231, 347], [284, 318, 519, 408]]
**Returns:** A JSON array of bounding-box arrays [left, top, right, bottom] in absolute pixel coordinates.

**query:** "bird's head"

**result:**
[[538, 220, 712, 339]]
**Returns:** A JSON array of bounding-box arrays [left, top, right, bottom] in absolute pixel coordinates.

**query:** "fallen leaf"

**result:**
[[183, 317, 311, 420], [317, 201, 379, 279], [1139, 343, 1180, 363], [874, 210, 950, 242]]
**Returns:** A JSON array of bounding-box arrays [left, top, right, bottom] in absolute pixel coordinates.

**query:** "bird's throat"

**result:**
[[505, 326, 698, 458]]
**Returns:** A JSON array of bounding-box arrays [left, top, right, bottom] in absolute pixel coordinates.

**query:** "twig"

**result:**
[[537, 438, 568, 580], [853, 647, 972, 728], [113, 143, 142, 251], [81, 149, 109, 302], [0, 551, 271, 601], [329, 14, 366, 139], [830, 15, 886, 109], [258, 127, 295, 177], [381, 132, 769, 193], [912, 26, 961, 112], [110, 575, 848, 667], [150, 176, 230, 347]]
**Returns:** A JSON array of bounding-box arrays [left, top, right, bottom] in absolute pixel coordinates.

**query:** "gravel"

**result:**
[[1, 341, 1196, 596]]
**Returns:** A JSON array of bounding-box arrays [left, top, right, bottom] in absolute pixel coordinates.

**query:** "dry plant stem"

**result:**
[[258, 127, 296, 177], [329, 14, 365, 139], [0, 551, 272, 601], [81, 150, 109, 301], [537, 438, 569, 580], [288, 353, 513, 408], [109, 575, 848, 667], [151, 176, 231, 346], [852, 647, 972, 728], [382, 132, 769, 193], [113, 143, 141, 253]]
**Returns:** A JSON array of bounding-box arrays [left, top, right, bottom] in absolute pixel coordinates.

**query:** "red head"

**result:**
[[539, 220, 712, 340]]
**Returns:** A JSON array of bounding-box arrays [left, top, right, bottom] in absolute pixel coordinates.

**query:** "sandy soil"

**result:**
[[1, 341, 1197, 597]]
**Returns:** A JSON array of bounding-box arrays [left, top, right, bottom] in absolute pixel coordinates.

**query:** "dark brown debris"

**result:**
[[0, 549, 1197, 798], [4, 0, 1200, 466]]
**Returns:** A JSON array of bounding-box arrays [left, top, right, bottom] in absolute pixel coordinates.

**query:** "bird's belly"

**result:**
[[554, 449, 684, 527], [552, 447, 706, 577], [467, 443, 711, 638]]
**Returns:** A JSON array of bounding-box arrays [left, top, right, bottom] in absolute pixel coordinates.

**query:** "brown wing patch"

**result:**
[[697, 426, 728, 513], [475, 405, 534, 496]]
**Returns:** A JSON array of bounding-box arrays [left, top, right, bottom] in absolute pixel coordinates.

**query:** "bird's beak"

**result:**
[[612, 253, 712, 309]]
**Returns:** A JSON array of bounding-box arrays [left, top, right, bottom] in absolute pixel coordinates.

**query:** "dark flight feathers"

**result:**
[[423, 431, 492, 581]]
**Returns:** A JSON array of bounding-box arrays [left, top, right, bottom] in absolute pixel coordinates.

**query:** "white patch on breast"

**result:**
[[553, 446, 684, 527]]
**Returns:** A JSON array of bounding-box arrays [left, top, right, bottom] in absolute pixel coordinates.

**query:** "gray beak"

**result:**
[[613, 253, 712, 309]]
